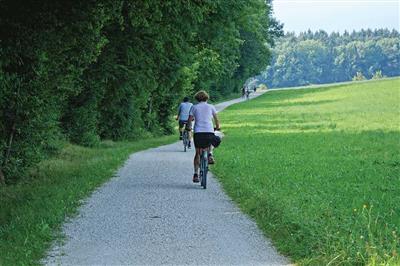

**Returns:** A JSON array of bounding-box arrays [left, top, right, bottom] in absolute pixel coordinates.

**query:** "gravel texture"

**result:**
[[44, 92, 290, 266]]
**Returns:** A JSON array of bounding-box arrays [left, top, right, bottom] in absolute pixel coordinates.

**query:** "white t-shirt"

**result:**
[[190, 102, 217, 133]]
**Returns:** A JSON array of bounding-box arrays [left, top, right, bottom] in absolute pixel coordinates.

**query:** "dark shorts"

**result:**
[[193, 133, 215, 149], [179, 120, 191, 128]]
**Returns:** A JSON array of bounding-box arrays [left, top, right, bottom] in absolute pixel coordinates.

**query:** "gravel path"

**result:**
[[44, 91, 290, 266]]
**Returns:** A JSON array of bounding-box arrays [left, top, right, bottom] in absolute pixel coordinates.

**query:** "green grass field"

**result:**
[[0, 135, 176, 265], [213, 78, 400, 265]]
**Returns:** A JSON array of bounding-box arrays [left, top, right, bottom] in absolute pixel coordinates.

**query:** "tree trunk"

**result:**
[[1, 122, 16, 186], [147, 97, 153, 129], [0, 169, 5, 186]]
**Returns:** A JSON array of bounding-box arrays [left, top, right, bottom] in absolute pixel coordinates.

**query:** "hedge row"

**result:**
[[0, 0, 281, 183]]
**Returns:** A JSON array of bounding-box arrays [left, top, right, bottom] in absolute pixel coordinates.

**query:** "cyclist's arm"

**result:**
[[213, 113, 220, 130], [178, 104, 182, 116], [176, 104, 182, 120], [188, 105, 194, 123]]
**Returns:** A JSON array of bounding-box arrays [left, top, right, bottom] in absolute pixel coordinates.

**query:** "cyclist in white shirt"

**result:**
[[188, 91, 220, 183], [176, 96, 193, 148]]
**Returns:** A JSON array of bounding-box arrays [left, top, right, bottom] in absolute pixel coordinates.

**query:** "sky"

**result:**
[[273, 0, 400, 33]]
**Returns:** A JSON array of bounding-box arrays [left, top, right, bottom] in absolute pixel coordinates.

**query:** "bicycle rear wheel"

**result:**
[[183, 131, 188, 152]]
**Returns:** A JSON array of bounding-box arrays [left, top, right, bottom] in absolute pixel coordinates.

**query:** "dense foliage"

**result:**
[[262, 29, 400, 88], [0, 0, 280, 183]]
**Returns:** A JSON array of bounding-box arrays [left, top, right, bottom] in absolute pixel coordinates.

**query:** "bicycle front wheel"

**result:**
[[201, 151, 208, 189]]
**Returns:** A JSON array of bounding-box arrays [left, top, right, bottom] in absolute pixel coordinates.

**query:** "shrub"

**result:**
[[372, 70, 385, 79], [352, 71, 366, 81]]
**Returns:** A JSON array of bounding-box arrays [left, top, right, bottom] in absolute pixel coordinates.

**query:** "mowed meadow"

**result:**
[[213, 78, 400, 265]]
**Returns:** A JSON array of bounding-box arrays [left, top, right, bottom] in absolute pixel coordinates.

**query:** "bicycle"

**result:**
[[199, 128, 220, 189], [182, 124, 189, 152], [245, 90, 250, 100]]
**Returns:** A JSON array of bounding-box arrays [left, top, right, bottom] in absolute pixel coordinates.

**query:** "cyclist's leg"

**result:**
[[193, 147, 201, 182], [188, 124, 192, 140], [194, 148, 201, 172], [204, 133, 215, 164], [178, 121, 184, 139], [208, 145, 215, 164], [192, 132, 200, 182], [187, 130, 192, 148], [186, 121, 192, 147]]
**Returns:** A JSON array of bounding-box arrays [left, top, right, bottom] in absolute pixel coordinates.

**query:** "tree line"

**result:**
[[261, 29, 400, 88], [0, 0, 282, 184]]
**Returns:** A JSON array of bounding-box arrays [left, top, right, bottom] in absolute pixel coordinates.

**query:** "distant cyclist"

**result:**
[[176, 96, 193, 148], [245, 89, 250, 99], [188, 90, 220, 183]]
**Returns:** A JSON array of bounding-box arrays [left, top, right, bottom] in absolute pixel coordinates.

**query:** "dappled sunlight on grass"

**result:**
[[213, 78, 400, 265]]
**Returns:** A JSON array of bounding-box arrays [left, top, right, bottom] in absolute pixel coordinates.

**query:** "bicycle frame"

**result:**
[[181, 122, 191, 152], [182, 129, 189, 152]]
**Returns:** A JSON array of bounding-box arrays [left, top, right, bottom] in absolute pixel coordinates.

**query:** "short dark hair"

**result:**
[[183, 96, 189, 102]]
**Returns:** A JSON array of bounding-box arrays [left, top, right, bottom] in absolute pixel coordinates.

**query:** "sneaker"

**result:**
[[193, 173, 199, 183], [208, 154, 215, 164]]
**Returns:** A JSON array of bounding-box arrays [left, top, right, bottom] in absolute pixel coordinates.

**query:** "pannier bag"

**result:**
[[212, 135, 222, 148]]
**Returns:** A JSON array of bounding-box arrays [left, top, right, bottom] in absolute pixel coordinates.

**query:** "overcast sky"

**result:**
[[272, 0, 400, 33]]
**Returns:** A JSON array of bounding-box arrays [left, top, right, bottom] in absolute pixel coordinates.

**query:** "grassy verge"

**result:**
[[210, 92, 242, 104], [0, 135, 176, 265], [212, 78, 400, 265]]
